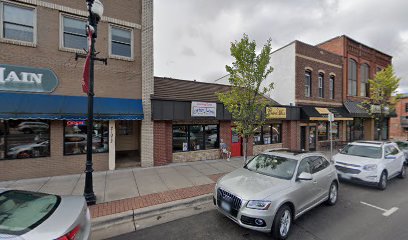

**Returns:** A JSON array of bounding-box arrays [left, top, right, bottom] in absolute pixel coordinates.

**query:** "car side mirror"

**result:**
[[385, 155, 396, 160], [297, 172, 313, 181]]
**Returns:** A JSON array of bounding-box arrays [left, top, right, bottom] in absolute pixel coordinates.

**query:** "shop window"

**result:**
[[0, 120, 50, 160], [317, 122, 328, 141], [64, 121, 108, 155], [253, 124, 282, 145], [305, 71, 312, 97], [205, 125, 219, 150], [405, 103, 408, 113], [110, 26, 132, 58], [62, 15, 87, 50], [118, 121, 133, 135], [348, 59, 357, 96], [1, 2, 35, 43], [331, 121, 339, 139], [318, 73, 324, 98], [172, 125, 219, 152]]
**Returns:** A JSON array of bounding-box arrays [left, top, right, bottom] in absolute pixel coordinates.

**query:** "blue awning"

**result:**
[[0, 93, 144, 120]]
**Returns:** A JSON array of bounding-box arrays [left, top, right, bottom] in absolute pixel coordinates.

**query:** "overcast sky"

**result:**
[[154, 0, 408, 92]]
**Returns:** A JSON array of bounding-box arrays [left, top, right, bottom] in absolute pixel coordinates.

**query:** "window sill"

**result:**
[[59, 47, 87, 54], [0, 38, 36, 48], [109, 54, 134, 62]]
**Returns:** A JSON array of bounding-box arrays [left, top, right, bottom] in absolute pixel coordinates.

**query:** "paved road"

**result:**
[[110, 177, 408, 240]]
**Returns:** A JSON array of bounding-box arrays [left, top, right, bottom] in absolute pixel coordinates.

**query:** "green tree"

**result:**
[[361, 65, 400, 140], [217, 34, 274, 161]]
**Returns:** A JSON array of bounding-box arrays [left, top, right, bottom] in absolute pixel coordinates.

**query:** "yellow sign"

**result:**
[[315, 107, 331, 114], [266, 107, 287, 119]]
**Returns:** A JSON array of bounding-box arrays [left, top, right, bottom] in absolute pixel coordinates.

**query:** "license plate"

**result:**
[[220, 201, 231, 212]]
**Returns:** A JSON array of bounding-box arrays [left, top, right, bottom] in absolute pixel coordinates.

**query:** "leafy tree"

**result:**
[[217, 34, 274, 161], [361, 65, 400, 140]]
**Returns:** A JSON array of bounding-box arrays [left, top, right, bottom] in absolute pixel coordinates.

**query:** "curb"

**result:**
[[91, 193, 214, 239]]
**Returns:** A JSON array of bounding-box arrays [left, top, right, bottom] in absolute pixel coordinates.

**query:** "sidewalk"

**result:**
[[0, 157, 245, 219]]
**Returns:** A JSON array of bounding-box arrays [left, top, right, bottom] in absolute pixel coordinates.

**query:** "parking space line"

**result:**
[[360, 201, 399, 217]]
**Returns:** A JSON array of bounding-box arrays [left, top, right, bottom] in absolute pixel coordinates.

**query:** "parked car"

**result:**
[[0, 189, 91, 240], [7, 140, 50, 159], [394, 140, 408, 165], [214, 150, 338, 240], [16, 122, 49, 134], [333, 141, 406, 190]]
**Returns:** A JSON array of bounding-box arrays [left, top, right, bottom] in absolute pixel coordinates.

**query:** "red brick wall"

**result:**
[[317, 36, 345, 57], [389, 98, 408, 140], [153, 121, 172, 166], [282, 120, 300, 150]]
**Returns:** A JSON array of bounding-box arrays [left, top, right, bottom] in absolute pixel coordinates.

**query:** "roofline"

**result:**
[[271, 40, 296, 54], [316, 34, 393, 58], [294, 40, 343, 59], [154, 76, 231, 88]]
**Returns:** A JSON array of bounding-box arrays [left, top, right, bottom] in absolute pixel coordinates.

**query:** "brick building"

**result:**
[[389, 96, 408, 140], [265, 40, 352, 152], [151, 77, 301, 165], [317, 35, 392, 141], [0, 0, 154, 181]]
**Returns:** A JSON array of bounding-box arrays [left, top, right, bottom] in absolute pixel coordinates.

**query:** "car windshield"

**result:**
[[340, 144, 382, 159], [245, 154, 298, 180], [0, 190, 60, 235]]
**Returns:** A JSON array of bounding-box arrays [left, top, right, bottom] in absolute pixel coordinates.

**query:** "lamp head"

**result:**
[[90, 0, 104, 19]]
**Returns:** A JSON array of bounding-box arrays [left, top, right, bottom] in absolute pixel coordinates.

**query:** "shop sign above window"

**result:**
[[0, 64, 59, 93], [191, 102, 217, 117], [266, 107, 287, 119]]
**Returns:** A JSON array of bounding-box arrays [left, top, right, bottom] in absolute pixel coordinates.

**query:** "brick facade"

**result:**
[[389, 98, 408, 140], [153, 121, 172, 166]]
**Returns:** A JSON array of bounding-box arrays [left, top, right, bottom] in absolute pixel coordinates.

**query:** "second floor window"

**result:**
[[361, 64, 370, 97], [406, 103, 408, 113], [329, 75, 335, 99], [348, 59, 357, 96], [305, 71, 311, 97], [62, 16, 87, 50], [110, 26, 132, 58], [318, 73, 324, 98], [2, 3, 35, 43]]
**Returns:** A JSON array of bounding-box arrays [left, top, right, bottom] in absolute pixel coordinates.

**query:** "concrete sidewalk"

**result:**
[[0, 157, 245, 205]]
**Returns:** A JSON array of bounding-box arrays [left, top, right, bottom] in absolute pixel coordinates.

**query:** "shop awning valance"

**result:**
[[0, 93, 144, 120], [343, 101, 371, 118], [301, 106, 353, 121]]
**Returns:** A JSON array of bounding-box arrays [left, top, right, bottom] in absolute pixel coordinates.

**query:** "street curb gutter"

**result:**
[[91, 194, 214, 239]]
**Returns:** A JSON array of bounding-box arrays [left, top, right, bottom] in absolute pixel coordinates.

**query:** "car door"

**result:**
[[384, 145, 399, 176], [292, 158, 319, 214], [309, 156, 332, 202], [389, 145, 403, 175]]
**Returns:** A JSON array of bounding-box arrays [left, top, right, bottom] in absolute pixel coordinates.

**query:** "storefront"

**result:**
[[0, 64, 144, 181], [300, 106, 353, 151], [152, 77, 301, 165]]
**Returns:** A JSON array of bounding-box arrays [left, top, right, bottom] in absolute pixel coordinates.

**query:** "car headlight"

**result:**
[[246, 200, 271, 210], [363, 164, 377, 171]]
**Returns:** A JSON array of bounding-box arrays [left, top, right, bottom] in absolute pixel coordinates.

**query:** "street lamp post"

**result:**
[[84, 0, 104, 206]]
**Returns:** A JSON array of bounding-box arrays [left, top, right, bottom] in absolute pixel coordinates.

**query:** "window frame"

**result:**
[[253, 123, 282, 145], [317, 121, 328, 141], [348, 59, 357, 96], [172, 124, 220, 153], [305, 70, 312, 97], [329, 75, 335, 99], [360, 64, 370, 97], [109, 24, 134, 60], [318, 73, 324, 98], [59, 13, 88, 52], [0, 1, 37, 45]]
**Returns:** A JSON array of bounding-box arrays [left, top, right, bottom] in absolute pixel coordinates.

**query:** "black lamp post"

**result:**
[[84, 0, 104, 206]]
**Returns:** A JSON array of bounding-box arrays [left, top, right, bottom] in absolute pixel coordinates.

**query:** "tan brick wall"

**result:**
[[0, 121, 109, 181], [173, 149, 220, 163], [253, 143, 283, 155], [0, 0, 142, 99]]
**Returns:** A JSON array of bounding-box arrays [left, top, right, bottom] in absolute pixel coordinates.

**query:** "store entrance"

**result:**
[[300, 126, 306, 151], [230, 127, 242, 157], [115, 121, 141, 169], [309, 126, 317, 151]]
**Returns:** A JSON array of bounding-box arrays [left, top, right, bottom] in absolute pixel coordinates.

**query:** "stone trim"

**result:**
[[295, 100, 343, 106], [11, 0, 141, 29], [305, 67, 313, 72], [173, 149, 220, 163], [296, 54, 342, 69]]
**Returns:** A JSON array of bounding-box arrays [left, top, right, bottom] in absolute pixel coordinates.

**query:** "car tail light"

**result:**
[[56, 225, 80, 240]]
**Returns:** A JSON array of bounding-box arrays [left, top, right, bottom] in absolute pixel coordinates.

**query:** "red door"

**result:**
[[231, 128, 242, 157]]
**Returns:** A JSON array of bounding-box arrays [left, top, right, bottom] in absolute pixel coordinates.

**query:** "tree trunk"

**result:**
[[243, 137, 248, 162]]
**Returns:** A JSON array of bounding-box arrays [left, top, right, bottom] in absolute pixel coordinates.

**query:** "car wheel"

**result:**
[[378, 171, 387, 190], [271, 205, 292, 240], [326, 182, 338, 206], [398, 165, 406, 179]]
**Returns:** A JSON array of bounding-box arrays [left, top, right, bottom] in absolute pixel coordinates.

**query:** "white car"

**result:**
[[333, 141, 406, 190]]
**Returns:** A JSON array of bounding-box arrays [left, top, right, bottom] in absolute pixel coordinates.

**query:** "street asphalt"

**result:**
[[109, 175, 408, 240]]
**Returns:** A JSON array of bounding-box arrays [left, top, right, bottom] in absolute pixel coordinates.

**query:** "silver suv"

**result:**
[[214, 150, 338, 240]]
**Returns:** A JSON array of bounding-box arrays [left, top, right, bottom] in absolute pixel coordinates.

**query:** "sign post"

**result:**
[[328, 112, 334, 161]]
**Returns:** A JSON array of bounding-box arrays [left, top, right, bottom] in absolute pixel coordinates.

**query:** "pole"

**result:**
[[329, 120, 333, 161], [84, 0, 96, 205]]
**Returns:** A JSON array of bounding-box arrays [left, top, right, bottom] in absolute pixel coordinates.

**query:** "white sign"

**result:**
[[191, 102, 217, 117], [328, 112, 334, 122]]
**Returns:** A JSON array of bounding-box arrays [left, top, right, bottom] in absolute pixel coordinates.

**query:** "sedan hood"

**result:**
[[217, 168, 291, 200], [333, 153, 379, 166]]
